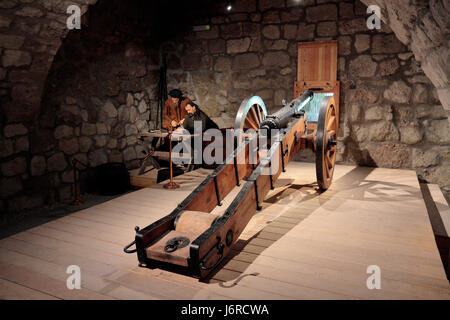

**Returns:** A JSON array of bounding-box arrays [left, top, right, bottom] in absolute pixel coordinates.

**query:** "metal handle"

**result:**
[[123, 226, 140, 254], [199, 239, 225, 271], [123, 240, 137, 254]]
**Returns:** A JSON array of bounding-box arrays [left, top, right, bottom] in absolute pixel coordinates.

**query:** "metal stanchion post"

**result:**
[[164, 131, 180, 190]]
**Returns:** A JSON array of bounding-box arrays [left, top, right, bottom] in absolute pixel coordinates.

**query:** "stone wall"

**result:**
[[360, 0, 450, 122], [0, 0, 163, 221], [0, 0, 97, 124], [161, 0, 449, 191]]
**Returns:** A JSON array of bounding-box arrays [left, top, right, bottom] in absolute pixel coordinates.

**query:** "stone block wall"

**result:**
[[0, 0, 162, 221], [0, 0, 97, 124], [360, 0, 450, 122]]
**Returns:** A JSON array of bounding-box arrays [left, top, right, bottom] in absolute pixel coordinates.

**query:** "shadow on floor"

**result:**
[[0, 191, 134, 240], [420, 182, 450, 280], [202, 166, 380, 284], [204, 165, 449, 285]]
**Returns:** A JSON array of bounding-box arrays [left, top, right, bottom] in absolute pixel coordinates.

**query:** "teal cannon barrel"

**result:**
[[260, 89, 313, 131]]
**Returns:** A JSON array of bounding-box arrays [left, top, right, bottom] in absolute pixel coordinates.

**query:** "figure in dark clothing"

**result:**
[[171, 102, 219, 170], [180, 102, 219, 133]]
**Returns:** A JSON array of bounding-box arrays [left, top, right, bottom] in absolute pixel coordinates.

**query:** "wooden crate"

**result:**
[[294, 40, 340, 124]]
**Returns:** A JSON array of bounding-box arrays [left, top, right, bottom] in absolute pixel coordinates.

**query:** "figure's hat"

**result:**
[[168, 89, 182, 98]]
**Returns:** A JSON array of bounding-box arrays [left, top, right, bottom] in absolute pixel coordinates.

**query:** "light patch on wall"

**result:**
[[193, 25, 211, 32]]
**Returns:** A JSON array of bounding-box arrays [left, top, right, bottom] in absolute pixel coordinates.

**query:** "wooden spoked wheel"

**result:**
[[234, 96, 268, 145], [315, 95, 338, 191]]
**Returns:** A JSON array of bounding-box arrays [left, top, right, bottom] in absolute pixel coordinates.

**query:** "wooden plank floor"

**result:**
[[0, 163, 449, 300]]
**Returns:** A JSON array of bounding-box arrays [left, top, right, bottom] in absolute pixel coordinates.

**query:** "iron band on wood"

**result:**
[[213, 176, 222, 206], [233, 155, 240, 186]]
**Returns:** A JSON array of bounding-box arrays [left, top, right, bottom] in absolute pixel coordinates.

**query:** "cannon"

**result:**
[[123, 88, 339, 279]]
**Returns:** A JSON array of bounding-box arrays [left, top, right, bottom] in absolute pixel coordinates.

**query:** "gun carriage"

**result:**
[[124, 40, 340, 279]]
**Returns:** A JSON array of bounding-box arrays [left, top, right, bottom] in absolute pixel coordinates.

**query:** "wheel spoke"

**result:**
[[256, 105, 263, 123], [327, 130, 336, 137], [250, 106, 259, 126], [245, 116, 259, 130], [327, 153, 335, 174], [326, 153, 333, 169], [327, 115, 336, 131], [324, 157, 330, 178], [330, 150, 336, 163]]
